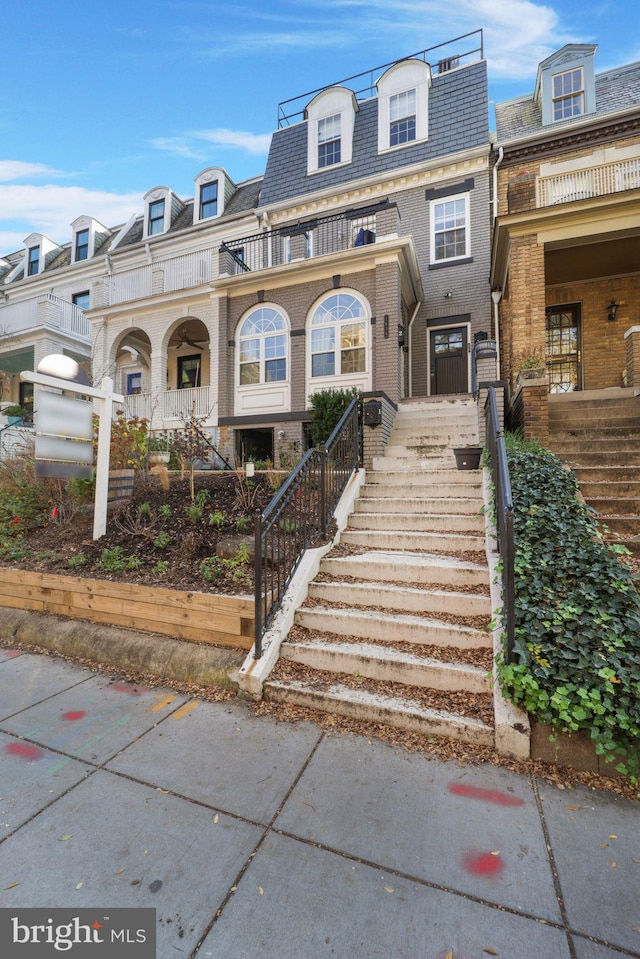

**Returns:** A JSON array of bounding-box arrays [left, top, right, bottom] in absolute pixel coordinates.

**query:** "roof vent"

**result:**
[[437, 56, 459, 74]]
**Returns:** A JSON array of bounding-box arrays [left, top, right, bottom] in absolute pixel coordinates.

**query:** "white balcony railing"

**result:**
[[163, 386, 211, 421], [107, 249, 215, 305], [0, 294, 90, 342], [108, 265, 152, 305], [538, 157, 640, 207], [119, 392, 152, 421]]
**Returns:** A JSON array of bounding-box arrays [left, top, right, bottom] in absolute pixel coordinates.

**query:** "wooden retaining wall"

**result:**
[[0, 568, 254, 650]]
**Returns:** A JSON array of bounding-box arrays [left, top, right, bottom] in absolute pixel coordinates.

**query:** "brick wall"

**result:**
[[625, 326, 640, 387]]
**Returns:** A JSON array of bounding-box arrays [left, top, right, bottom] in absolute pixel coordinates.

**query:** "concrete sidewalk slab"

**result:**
[[0, 674, 188, 764], [0, 652, 91, 720], [0, 769, 262, 957], [106, 699, 323, 824], [275, 733, 561, 922], [538, 780, 640, 955], [198, 831, 572, 959], [0, 731, 91, 836]]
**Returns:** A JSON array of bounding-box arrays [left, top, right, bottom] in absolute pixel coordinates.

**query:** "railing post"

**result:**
[[319, 443, 328, 536], [254, 506, 263, 658]]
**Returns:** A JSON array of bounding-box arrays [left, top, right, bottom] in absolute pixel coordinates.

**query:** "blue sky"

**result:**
[[1, 0, 637, 254]]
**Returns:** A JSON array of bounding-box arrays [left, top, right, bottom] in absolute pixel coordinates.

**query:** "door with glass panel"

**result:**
[[545, 305, 581, 392], [429, 326, 468, 395]]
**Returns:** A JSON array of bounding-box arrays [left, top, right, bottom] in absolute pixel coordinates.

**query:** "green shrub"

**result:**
[[153, 532, 172, 549], [308, 388, 359, 445], [497, 443, 640, 778], [209, 510, 226, 529]]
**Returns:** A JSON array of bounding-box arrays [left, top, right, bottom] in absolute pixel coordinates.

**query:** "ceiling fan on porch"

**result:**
[[172, 327, 207, 350]]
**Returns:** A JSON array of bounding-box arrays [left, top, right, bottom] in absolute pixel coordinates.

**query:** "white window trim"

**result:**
[[305, 290, 372, 399], [143, 187, 170, 238], [429, 192, 471, 265], [234, 305, 291, 417], [193, 168, 226, 224], [306, 87, 357, 176], [377, 60, 430, 154], [551, 66, 585, 122]]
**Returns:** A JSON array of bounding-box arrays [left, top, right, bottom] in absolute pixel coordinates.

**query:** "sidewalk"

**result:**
[[0, 645, 638, 959]]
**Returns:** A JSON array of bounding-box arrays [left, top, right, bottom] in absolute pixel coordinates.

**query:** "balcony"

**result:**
[[0, 294, 91, 343], [219, 206, 388, 277], [106, 249, 215, 306], [120, 386, 212, 425], [537, 156, 640, 207]]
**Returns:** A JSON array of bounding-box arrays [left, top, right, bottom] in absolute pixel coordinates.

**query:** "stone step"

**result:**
[[549, 436, 640, 453], [280, 638, 491, 693], [365, 471, 483, 490], [390, 426, 479, 442], [295, 605, 490, 650], [264, 679, 494, 746], [579, 480, 640, 498], [320, 550, 489, 589], [555, 450, 640, 467], [548, 416, 640, 433], [372, 456, 483, 473], [596, 515, 640, 535], [572, 465, 640, 483], [341, 528, 486, 553], [603, 535, 640, 557], [347, 511, 485, 534], [355, 495, 482, 515], [586, 497, 640, 516], [308, 579, 491, 617]]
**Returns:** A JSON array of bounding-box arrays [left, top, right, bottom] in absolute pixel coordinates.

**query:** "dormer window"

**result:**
[[552, 68, 584, 120], [149, 199, 165, 235], [27, 245, 40, 276], [377, 59, 430, 154], [200, 182, 218, 219], [389, 90, 416, 146], [305, 87, 357, 176], [75, 228, 89, 261], [318, 114, 341, 168]]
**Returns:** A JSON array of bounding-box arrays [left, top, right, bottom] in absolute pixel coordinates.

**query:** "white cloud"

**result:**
[[0, 161, 64, 183], [0, 183, 143, 250], [149, 137, 207, 161], [151, 129, 272, 160]]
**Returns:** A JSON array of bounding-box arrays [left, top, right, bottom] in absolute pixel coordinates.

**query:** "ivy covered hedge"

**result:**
[[497, 438, 640, 779]]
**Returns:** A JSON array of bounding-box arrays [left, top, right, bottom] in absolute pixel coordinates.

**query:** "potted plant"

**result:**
[[148, 432, 171, 466], [514, 348, 546, 384], [2, 404, 31, 426]]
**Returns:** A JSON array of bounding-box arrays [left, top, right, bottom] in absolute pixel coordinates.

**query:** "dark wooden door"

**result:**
[[430, 326, 468, 395], [545, 305, 582, 392]]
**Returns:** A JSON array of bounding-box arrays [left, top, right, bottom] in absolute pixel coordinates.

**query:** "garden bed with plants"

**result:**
[[498, 436, 640, 781]]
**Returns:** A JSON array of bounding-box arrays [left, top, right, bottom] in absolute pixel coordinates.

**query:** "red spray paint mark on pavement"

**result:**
[[63, 711, 86, 721], [5, 742, 46, 761], [448, 782, 525, 807], [111, 683, 144, 696], [2, 650, 23, 659], [462, 851, 505, 878]]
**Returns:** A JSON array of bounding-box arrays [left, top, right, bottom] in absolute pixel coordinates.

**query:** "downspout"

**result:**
[[491, 145, 504, 380], [406, 299, 422, 398]]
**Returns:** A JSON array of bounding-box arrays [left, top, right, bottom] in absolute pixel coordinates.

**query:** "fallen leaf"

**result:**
[[556, 783, 565, 790], [59, 834, 72, 842], [75, 882, 83, 890], [601, 842, 609, 848], [611, 861, 617, 868], [5, 882, 19, 890], [609, 835, 618, 839], [231, 886, 237, 892], [258, 886, 264, 896], [566, 805, 578, 811], [130, 880, 141, 886], [384, 886, 394, 893], [213, 814, 219, 824], [490, 851, 501, 856], [483, 950, 499, 956], [114, 869, 125, 875]]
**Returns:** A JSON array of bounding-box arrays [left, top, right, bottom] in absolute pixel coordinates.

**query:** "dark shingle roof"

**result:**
[[495, 59, 640, 142], [259, 60, 489, 208]]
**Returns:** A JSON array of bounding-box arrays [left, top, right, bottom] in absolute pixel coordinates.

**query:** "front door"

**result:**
[[430, 326, 468, 395], [545, 305, 582, 392]]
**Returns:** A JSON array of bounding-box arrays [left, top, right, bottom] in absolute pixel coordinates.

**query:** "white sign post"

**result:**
[[21, 371, 124, 540]]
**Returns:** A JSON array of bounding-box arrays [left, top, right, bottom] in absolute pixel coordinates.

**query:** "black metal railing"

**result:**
[[484, 387, 516, 662], [254, 396, 361, 657], [220, 205, 383, 276]]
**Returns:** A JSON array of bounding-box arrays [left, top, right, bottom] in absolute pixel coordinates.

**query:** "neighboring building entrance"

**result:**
[[546, 305, 581, 392], [429, 325, 468, 395]]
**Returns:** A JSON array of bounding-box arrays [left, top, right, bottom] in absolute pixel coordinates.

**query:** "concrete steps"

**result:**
[[547, 393, 640, 557], [265, 395, 495, 746]]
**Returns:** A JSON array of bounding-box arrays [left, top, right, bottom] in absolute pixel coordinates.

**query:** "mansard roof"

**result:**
[[495, 58, 640, 143]]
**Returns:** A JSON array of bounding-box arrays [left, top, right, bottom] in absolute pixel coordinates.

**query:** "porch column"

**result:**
[[624, 326, 640, 388], [505, 234, 547, 390], [149, 348, 167, 429]]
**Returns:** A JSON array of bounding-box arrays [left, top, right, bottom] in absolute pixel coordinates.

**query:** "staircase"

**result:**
[[264, 396, 495, 746], [547, 391, 640, 561]]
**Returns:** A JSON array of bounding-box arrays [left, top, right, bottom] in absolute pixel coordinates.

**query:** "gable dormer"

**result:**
[[535, 44, 597, 126], [377, 59, 431, 153], [305, 86, 358, 175], [22, 233, 62, 278], [143, 186, 185, 238], [70, 216, 110, 263], [193, 167, 236, 224]]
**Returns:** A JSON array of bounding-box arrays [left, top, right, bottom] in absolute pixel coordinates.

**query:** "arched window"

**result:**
[[238, 307, 288, 385], [310, 293, 367, 378]]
